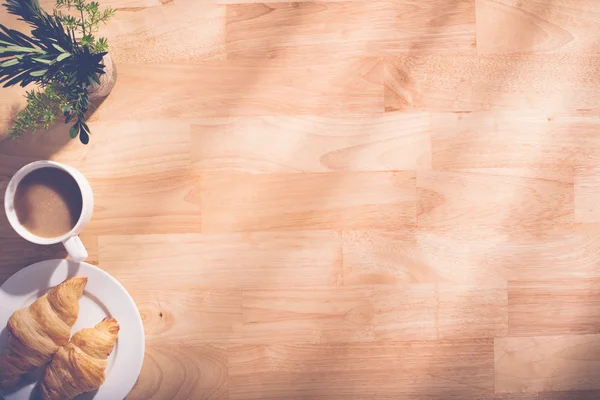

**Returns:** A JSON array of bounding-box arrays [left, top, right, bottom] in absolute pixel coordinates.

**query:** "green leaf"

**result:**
[[5, 45, 41, 53], [29, 69, 47, 77], [0, 58, 19, 67], [70, 123, 79, 139], [80, 34, 94, 47], [32, 57, 52, 64], [52, 43, 66, 52], [80, 121, 90, 134], [56, 52, 71, 62], [79, 129, 89, 144]]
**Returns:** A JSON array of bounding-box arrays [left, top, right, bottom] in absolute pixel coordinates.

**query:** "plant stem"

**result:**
[[80, 8, 86, 36]]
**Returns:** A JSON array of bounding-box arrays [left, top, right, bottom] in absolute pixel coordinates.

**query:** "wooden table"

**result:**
[[2, 0, 600, 399]]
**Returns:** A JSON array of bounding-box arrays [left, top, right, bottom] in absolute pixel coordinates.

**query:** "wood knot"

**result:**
[[139, 304, 173, 337]]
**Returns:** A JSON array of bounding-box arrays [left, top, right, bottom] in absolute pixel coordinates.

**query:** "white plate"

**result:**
[[0, 260, 145, 400]]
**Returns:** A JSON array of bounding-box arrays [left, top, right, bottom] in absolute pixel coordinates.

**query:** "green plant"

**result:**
[[8, 85, 65, 135], [55, 0, 115, 54], [0, 0, 115, 144]]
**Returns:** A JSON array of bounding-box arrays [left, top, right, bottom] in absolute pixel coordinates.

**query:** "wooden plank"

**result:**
[[475, 55, 600, 112], [74, 120, 191, 179], [226, 1, 475, 59], [215, 0, 460, 4], [486, 395, 539, 400], [431, 111, 600, 170], [0, 1, 169, 29], [418, 226, 600, 283], [228, 340, 494, 399], [417, 169, 574, 234], [575, 167, 600, 222], [477, 0, 600, 55], [0, 87, 27, 141], [131, 288, 242, 343], [343, 228, 511, 284], [343, 224, 600, 284], [384, 55, 600, 112], [0, 236, 67, 285], [437, 282, 507, 340], [342, 230, 424, 285], [539, 391, 600, 400], [78, 233, 99, 265], [191, 114, 432, 173], [86, 171, 202, 235], [495, 335, 600, 393], [131, 282, 505, 347], [98, 231, 342, 287], [91, 58, 384, 120], [509, 280, 600, 336], [503, 225, 600, 281], [128, 344, 228, 400], [61, 0, 164, 9], [103, 3, 225, 63], [200, 172, 416, 232], [384, 56, 476, 112], [416, 230, 510, 283], [373, 284, 438, 340], [0, 120, 192, 179], [131, 282, 506, 346], [374, 283, 507, 341], [0, 130, 75, 177], [238, 286, 374, 344]]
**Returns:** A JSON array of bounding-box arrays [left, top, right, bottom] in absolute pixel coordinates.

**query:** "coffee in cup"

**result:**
[[5, 161, 94, 262], [14, 167, 83, 239]]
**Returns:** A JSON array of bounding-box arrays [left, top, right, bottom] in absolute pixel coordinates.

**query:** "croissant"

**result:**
[[41, 317, 120, 400], [0, 276, 87, 387]]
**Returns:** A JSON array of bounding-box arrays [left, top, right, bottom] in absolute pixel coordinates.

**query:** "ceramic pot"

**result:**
[[88, 53, 117, 101]]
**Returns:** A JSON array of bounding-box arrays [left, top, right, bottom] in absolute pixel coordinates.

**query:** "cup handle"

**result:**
[[63, 236, 88, 262]]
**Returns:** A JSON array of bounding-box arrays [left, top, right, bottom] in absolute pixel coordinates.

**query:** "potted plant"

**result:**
[[0, 0, 116, 144]]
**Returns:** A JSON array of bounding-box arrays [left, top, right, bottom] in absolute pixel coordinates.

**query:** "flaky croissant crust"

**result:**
[[41, 317, 120, 400], [0, 277, 87, 388]]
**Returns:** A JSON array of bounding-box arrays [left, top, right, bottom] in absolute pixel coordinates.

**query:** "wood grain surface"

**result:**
[[2, 0, 600, 399]]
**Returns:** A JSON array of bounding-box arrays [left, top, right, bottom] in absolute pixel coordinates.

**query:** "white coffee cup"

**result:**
[[4, 160, 94, 262]]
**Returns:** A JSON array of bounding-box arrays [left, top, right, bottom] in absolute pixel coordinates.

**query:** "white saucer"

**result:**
[[0, 260, 145, 400]]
